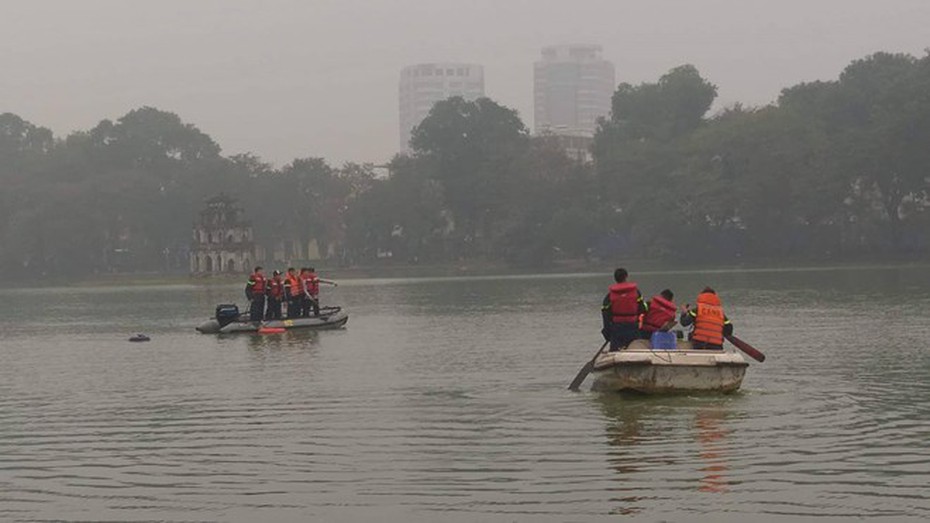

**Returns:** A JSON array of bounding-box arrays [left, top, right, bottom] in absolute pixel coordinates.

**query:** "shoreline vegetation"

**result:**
[[2, 51, 929, 281], [63, 258, 930, 288]]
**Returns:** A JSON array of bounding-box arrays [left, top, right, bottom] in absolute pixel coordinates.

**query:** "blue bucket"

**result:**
[[650, 331, 677, 350]]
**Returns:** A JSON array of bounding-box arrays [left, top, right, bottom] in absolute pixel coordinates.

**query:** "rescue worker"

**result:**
[[639, 289, 678, 339], [601, 268, 647, 351], [245, 265, 266, 322], [265, 270, 285, 320], [283, 267, 302, 318], [680, 287, 733, 350], [301, 266, 338, 317], [298, 268, 314, 317]]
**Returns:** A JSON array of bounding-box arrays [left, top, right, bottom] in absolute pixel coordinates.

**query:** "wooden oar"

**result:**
[[568, 340, 610, 391], [725, 335, 765, 362]]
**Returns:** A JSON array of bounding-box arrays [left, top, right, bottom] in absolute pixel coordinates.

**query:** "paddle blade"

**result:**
[[568, 341, 609, 391], [726, 335, 765, 362], [568, 360, 595, 391]]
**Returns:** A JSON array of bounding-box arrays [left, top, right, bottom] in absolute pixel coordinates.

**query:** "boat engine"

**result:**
[[215, 304, 240, 328]]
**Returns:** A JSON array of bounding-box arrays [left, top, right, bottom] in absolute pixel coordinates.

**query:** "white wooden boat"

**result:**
[[591, 339, 748, 394]]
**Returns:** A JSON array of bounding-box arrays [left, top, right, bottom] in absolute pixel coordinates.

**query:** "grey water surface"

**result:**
[[1, 267, 929, 522]]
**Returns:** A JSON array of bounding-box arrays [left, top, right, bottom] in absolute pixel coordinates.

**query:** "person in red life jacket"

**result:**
[[301, 266, 337, 317], [245, 266, 266, 322], [680, 287, 733, 350], [264, 270, 285, 320], [601, 268, 647, 351], [283, 267, 302, 319], [639, 289, 678, 339]]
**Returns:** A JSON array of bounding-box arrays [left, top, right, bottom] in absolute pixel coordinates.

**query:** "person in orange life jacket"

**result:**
[[283, 267, 302, 318], [679, 287, 733, 350], [264, 270, 285, 320], [601, 268, 647, 351], [245, 266, 266, 322], [639, 289, 678, 339]]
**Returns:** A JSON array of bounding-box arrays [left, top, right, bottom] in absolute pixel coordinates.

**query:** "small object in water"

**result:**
[[129, 334, 151, 342], [257, 327, 286, 334]]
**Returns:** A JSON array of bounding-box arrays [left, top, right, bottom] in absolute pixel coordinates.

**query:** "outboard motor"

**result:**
[[215, 304, 240, 328]]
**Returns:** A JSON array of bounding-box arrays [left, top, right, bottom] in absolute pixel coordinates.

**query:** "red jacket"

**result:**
[[608, 282, 640, 324], [267, 276, 284, 299], [641, 295, 677, 333], [247, 272, 265, 294]]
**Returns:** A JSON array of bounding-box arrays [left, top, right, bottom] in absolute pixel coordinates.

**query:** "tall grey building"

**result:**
[[399, 63, 485, 151], [534, 44, 615, 137]]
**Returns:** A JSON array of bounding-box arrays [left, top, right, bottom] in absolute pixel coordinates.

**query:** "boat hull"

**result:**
[[591, 340, 748, 394], [196, 310, 348, 334]]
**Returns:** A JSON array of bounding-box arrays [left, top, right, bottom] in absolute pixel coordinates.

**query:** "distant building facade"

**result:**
[[399, 62, 485, 151], [533, 44, 615, 137], [190, 195, 255, 274]]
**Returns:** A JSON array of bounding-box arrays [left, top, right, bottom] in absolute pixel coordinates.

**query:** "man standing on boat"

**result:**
[[245, 266, 266, 322], [265, 270, 285, 320], [284, 267, 302, 318], [301, 266, 337, 317], [680, 287, 733, 349], [639, 289, 678, 339], [602, 268, 647, 351]]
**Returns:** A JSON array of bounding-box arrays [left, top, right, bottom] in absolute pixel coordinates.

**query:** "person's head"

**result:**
[[254, 265, 263, 274], [613, 268, 628, 283], [701, 286, 716, 295], [660, 289, 674, 301], [308, 266, 316, 273], [299, 267, 308, 274], [273, 270, 281, 278], [287, 267, 296, 274]]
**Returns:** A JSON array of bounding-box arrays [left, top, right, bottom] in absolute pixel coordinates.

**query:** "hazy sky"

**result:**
[[3, 0, 929, 166]]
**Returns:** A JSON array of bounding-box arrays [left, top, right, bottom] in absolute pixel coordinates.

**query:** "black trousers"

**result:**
[[286, 296, 301, 318], [609, 322, 639, 351], [302, 295, 320, 317], [265, 297, 282, 320], [249, 295, 266, 322]]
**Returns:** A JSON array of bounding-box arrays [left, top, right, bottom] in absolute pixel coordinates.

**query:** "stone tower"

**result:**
[[190, 195, 255, 274]]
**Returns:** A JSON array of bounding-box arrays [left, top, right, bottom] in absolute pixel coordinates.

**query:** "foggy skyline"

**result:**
[[3, 0, 929, 166]]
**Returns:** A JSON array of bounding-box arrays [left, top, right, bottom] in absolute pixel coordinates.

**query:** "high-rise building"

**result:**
[[399, 63, 485, 151], [534, 44, 615, 137]]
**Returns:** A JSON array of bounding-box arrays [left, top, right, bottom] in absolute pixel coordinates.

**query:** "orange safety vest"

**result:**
[[608, 282, 640, 324], [693, 292, 725, 346], [285, 274, 300, 298], [641, 295, 677, 333]]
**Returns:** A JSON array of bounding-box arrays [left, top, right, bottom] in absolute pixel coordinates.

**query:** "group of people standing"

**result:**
[[245, 266, 337, 322], [601, 267, 733, 351]]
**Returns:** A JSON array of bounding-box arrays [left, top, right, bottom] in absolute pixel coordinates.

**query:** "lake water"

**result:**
[[1, 267, 929, 522]]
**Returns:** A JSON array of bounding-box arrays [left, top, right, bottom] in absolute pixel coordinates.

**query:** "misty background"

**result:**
[[4, 0, 929, 165], [2, 0, 930, 280]]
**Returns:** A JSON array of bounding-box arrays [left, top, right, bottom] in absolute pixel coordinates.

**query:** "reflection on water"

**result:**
[[597, 393, 735, 515], [695, 407, 729, 494]]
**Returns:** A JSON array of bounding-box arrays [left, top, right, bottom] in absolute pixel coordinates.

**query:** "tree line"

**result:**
[[1, 51, 928, 279]]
